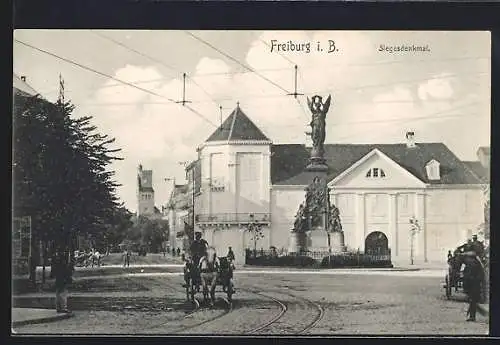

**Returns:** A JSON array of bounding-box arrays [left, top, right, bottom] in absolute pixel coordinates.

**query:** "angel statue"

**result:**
[[307, 94, 332, 157]]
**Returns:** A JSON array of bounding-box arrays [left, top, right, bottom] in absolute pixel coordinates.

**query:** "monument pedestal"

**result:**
[[329, 231, 346, 253], [288, 231, 307, 254], [307, 229, 331, 252]]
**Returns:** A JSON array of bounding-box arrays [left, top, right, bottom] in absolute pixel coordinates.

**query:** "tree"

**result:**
[[13, 93, 123, 255], [126, 216, 168, 253], [247, 222, 265, 253]]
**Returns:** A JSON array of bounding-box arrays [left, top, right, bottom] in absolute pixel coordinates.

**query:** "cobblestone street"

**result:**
[[13, 267, 489, 335]]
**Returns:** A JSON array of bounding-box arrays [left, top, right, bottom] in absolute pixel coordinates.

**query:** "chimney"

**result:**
[[20, 76, 26, 82], [406, 131, 416, 148]]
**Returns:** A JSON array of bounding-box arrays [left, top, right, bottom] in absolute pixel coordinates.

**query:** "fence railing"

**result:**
[[196, 213, 271, 224], [245, 248, 393, 268]]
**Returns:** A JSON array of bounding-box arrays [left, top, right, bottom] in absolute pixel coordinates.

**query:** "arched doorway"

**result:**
[[365, 231, 389, 255]]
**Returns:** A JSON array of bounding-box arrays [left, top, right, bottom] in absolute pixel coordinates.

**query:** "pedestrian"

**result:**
[[52, 245, 72, 313], [177, 248, 181, 256], [123, 249, 131, 267], [227, 246, 235, 262], [447, 250, 453, 262], [462, 251, 486, 321], [471, 235, 485, 259]]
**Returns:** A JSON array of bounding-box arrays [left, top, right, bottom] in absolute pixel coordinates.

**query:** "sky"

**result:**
[[13, 30, 491, 212]]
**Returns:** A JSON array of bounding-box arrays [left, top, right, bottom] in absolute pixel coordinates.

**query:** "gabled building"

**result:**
[[186, 105, 488, 265]]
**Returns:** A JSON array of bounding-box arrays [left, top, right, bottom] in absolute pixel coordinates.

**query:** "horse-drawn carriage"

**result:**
[[443, 250, 488, 302], [183, 254, 235, 306]]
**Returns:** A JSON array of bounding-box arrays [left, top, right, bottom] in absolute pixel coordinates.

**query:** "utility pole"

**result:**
[[176, 73, 192, 106], [58, 73, 65, 104], [287, 65, 304, 99]]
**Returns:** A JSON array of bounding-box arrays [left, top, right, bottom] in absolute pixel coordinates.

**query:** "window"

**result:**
[[366, 168, 386, 178], [210, 153, 226, 192], [425, 160, 441, 180], [398, 194, 412, 215]]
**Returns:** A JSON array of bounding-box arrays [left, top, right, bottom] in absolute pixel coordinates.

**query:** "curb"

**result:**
[[240, 265, 423, 272], [12, 311, 74, 327]]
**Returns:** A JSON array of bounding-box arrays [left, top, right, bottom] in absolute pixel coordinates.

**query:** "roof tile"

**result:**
[[206, 105, 270, 142], [271, 143, 483, 185]]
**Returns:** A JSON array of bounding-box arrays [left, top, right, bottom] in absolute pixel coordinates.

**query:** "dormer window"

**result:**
[[366, 168, 386, 178], [425, 159, 440, 180]]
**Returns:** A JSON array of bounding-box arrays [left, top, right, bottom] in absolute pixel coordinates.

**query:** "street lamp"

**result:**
[[409, 216, 422, 265]]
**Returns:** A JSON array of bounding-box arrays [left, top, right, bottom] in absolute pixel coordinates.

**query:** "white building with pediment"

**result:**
[[183, 105, 489, 266]]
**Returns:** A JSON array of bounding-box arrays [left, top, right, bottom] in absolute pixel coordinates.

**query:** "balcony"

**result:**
[[196, 213, 271, 227]]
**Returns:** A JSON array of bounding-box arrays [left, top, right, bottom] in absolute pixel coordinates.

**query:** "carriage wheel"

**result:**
[[445, 275, 452, 299]]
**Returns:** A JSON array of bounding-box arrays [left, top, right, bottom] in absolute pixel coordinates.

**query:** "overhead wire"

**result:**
[[14, 39, 219, 128], [39, 69, 488, 107], [184, 31, 292, 95], [91, 30, 221, 110]]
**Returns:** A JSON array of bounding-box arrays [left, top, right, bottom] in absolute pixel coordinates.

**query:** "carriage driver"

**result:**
[[190, 232, 209, 266]]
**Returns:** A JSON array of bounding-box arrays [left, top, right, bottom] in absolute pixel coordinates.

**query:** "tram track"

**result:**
[[242, 287, 325, 335]]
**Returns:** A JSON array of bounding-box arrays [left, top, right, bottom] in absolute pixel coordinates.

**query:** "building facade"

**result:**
[[137, 164, 156, 217], [184, 105, 489, 265], [166, 184, 189, 251]]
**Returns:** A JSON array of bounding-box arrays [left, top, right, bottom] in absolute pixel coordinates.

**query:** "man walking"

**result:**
[[462, 251, 485, 321], [52, 245, 72, 313]]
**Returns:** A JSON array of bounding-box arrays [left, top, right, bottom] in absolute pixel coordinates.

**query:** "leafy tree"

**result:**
[[13, 93, 123, 256], [247, 222, 265, 252], [125, 216, 168, 253]]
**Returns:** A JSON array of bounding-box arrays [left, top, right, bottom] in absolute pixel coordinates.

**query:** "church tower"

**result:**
[[137, 164, 155, 217]]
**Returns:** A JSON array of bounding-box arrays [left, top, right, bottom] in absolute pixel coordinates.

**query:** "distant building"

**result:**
[[166, 184, 190, 251], [136, 164, 162, 218], [182, 104, 488, 265], [13, 74, 38, 97]]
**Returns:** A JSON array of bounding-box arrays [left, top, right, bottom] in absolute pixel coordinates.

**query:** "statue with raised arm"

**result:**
[[307, 94, 332, 158]]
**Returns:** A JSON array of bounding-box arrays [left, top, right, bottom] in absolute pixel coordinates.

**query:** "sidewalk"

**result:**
[[12, 308, 73, 328]]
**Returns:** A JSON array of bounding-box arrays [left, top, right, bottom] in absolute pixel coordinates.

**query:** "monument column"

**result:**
[[388, 193, 398, 258], [415, 192, 427, 263], [356, 192, 366, 251]]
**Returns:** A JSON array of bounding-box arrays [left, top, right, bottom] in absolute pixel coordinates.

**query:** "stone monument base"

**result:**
[[329, 231, 346, 253], [307, 229, 331, 252], [288, 231, 307, 254]]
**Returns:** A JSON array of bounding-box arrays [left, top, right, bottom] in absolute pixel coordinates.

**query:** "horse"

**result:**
[[199, 248, 220, 306], [183, 256, 202, 301]]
